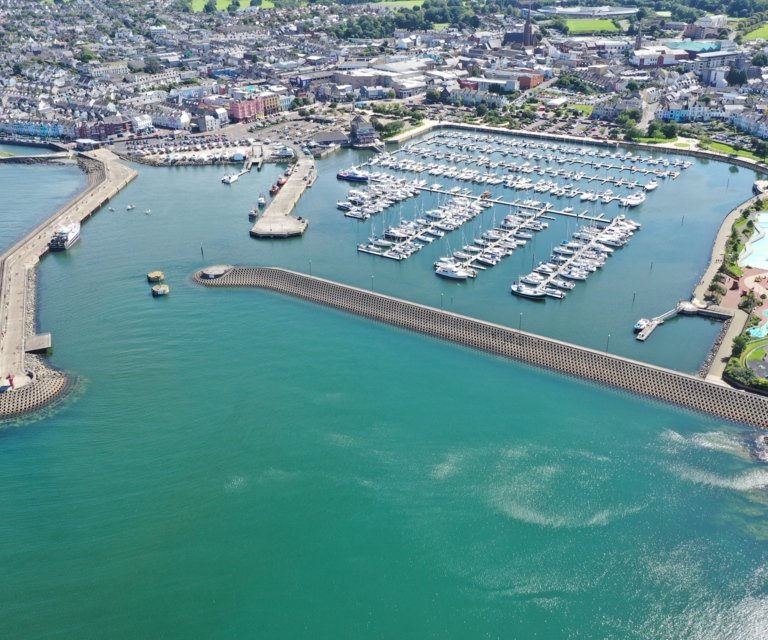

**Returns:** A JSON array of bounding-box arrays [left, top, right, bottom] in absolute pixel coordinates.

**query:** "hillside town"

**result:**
[[3, 1, 768, 158]]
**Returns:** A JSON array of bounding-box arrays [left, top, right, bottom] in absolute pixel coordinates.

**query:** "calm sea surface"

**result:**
[[0, 137, 766, 639]]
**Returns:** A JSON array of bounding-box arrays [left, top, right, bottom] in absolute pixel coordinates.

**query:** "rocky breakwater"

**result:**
[[194, 266, 768, 429], [0, 150, 136, 420]]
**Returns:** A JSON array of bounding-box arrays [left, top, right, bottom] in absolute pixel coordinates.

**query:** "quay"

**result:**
[[194, 266, 768, 429], [250, 154, 313, 239], [0, 149, 137, 418]]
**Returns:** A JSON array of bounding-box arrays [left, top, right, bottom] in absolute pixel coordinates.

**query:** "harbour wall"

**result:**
[[194, 266, 768, 429], [0, 150, 137, 419]]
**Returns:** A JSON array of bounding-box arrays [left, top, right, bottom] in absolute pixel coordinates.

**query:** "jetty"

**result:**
[[193, 266, 768, 429], [0, 149, 137, 418], [636, 301, 734, 342], [250, 154, 313, 239]]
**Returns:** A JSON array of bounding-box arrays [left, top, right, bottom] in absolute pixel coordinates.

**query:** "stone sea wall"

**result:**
[[195, 266, 768, 429]]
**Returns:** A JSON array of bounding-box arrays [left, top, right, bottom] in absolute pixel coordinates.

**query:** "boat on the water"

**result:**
[[221, 173, 239, 184], [435, 264, 476, 280], [543, 287, 567, 300], [549, 277, 575, 290], [257, 193, 267, 207], [510, 282, 546, 300], [126, 204, 135, 211], [269, 183, 280, 195], [151, 284, 170, 297], [633, 318, 651, 332], [146, 270, 164, 283], [337, 169, 370, 183], [48, 222, 80, 251]]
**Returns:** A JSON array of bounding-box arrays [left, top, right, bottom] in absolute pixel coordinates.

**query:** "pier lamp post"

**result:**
[[605, 333, 611, 353]]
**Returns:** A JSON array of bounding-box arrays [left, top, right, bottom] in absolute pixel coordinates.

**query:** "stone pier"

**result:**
[[194, 265, 768, 429], [0, 149, 137, 418], [250, 154, 312, 238]]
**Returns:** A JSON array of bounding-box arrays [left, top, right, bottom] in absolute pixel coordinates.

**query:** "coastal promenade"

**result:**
[[0, 149, 137, 418], [250, 154, 313, 238], [194, 266, 768, 429]]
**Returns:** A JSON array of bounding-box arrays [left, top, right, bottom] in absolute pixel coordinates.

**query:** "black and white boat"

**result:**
[[48, 222, 80, 251]]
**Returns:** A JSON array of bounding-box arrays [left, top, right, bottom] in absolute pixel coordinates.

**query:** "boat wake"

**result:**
[[672, 464, 768, 492], [487, 483, 646, 529], [661, 428, 754, 460]]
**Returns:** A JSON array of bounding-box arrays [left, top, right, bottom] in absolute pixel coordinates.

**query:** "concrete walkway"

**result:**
[[0, 149, 136, 390], [250, 154, 312, 238]]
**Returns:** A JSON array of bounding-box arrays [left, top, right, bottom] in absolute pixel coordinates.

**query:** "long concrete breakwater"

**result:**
[[0, 149, 137, 419], [194, 265, 768, 429]]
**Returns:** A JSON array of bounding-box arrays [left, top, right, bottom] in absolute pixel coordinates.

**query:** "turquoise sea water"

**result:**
[[0, 142, 55, 157], [0, 161, 85, 252], [1, 141, 767, 639]]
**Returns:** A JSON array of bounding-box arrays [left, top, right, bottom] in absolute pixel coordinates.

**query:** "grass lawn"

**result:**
[[705, 141, 763, 161], [655, 10, 672, 17], [432, 22, 450, 30], [565, 19, 619, 34], [741, 338, 768, 366], [744, 23, 768, 41], [635, 136, 676, 144], [190, 0, 254, 11], [570, 104, 593, 116], [377, 0, 424, 6]]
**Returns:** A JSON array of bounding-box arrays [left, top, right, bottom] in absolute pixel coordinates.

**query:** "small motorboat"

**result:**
[[633, 318, 651, 333]]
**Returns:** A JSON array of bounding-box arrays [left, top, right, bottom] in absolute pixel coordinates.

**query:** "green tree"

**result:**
[[754, 140, 768, 159], [475, 103, 488, 117], [732, 333, 751, 357], [660, 121, 678, 139], [144, 58, 161, 74], [646, 119, 662, 138], [551, 16, 569, 35], [204, 0, 217, 13], [725, 66, 748, 86], [77, 47, 95, 62], [753, 52, 768, 67]]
